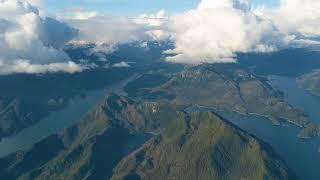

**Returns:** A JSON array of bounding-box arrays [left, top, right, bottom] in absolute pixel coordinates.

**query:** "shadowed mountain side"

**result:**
[[0, 98, 49, 140], [0, 67, 134, 140], [0, 94, 178, 180]]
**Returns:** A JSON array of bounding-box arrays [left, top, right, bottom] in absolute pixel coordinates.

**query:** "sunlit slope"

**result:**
[[0, 94, 296, 180]]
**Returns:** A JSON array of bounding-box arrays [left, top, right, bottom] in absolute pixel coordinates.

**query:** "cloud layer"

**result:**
[[160, 0, 320, 64], [0, 61, 84, 74], [112, 61, 131, 68], [61, 0, 320, 65], [164, 0, 288, 63], [59, 8, 169, 53], [267, 0, 320, 38], [2, 0, 320, 71], [0, 0, 82, 74]]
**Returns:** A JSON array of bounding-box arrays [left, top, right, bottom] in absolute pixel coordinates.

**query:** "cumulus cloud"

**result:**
[[134, 10, 166, 27], [3, 0, 320, 69], [58, 9, 169, 53], [0, 0, 83, 74], [265, 0, 320, 38], [67, 16, 147, 47], [164, 0, 291, 64], [56, 0, 320, 65], [112, 61, 131, 68], [0, 60, 84, 75], [133, 10, 170, 41], [45, 0, 320, 65], [162, 0, 320, 64]]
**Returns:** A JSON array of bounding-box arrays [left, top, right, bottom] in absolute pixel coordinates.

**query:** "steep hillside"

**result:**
[[0, 68, 133, 140], [0, 95, 296, 180], [297, 70, 320, 96], [0, 97, 48, 140], [112, 112, 295, 180], [126, 64, 320, 138]]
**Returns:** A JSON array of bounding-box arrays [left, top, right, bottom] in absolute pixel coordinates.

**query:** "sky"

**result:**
[[43, 0, 279, 16]]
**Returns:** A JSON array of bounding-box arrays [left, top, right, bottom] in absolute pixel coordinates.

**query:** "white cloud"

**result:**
[[0, 60, 84, 75], [56, 8, 98, 20], [164, 0, 289, 64], [134, 10, 166, 27], [67, 15, 147, 47], [266, 0, 320, 38], [58, 9, 169, 52], [26, 0, 42, 7], [3, 0, 320, 69], [140, 11, 170, 41], [133, 10, 170, 41], [0, 0, 84, 74], [163, 0, 320, 64], [112, 61, 131, 68]]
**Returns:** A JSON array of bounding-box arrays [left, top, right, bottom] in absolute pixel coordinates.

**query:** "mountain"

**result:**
[[0, 97, 48, 140], [0, 41, 173, 141], [297, 70, 320, 96], [0, 94, 296, 180], [125, 63, 320, 138], [0, 67, 133, 140], [112, 111, 295, 180]]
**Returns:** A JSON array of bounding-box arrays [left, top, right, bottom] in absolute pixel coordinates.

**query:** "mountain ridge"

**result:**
[[125, 64, 320, 138], [0, 94, 297, 180]]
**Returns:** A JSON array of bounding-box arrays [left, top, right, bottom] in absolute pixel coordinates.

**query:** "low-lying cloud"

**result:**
[[112, 61, 131, 68], [164, 0, 297, 64], [2, 0, 320, 72], [0, 0, 82, 75], [0, 61, 84, 75], [62, 0, 320, 65], [59, 8, 169, 53], [265, 0, 320, 38], [165, 0, 320, 64]]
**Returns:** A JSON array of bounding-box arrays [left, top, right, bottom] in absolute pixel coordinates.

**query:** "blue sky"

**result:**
[[44, 0, 279, 16]]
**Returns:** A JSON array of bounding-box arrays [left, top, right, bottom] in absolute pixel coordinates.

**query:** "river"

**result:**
[[0, 74, 319, 179], [0, 75, 139, 157]]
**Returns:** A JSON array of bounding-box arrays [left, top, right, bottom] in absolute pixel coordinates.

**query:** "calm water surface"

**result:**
[[186, 75, 320, 180], [0, 75, 138, 157], [225, 76, 320, 180], [0, 75, 319, 179]]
